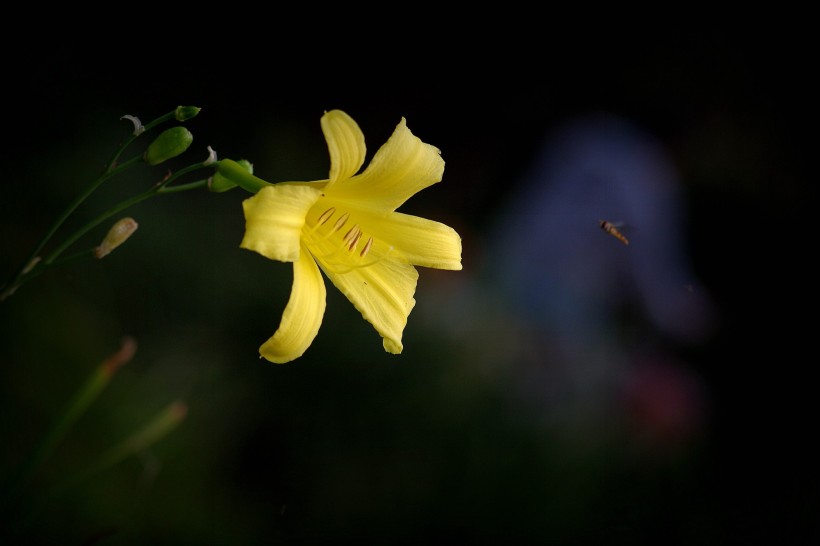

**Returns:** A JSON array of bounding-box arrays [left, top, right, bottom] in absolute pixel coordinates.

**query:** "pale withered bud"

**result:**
[[95, 218, 139, 258], [121, 114, 145, 135], [144, 127, 193, 165]]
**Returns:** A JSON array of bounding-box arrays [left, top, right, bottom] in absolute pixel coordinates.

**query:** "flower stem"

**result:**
[[1, 162, 212, 300], [11, 399, 186, 535], [36, 400, 188, 512], [217, 159, 272, 193], [109, 110, 179, 168], [0, 337, 136, 508], [0, 108, 198, 302], [44, 164, 211, 264], [0, 156, 141, 300], [66, 400, 188, 487]]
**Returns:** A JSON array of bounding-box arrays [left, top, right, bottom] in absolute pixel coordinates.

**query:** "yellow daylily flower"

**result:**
[[220, 110, 462, 363]]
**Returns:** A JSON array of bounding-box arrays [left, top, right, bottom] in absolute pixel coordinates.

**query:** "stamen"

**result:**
[[342, 225, 360, 245], [360, 236, 374, 257], [332, 213, 349, 233], [317, 207, 335, 225], [348, 232, 362, 251], [303, 207, 394, 274], [303, 208, 340, 243], [318, 245, 396, 275]]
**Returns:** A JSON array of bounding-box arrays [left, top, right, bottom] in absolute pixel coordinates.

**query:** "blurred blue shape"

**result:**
[[439, 113, 719, 449], [490, 113, 714, 346]]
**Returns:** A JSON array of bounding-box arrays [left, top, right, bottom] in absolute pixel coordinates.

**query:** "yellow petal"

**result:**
[[321, 110, 366, 186], [329, 117, 444, 212], [259, 247, 327, 363], [320, 255, 418, 355], [240, 184, 323, 262], [368, 211, 462, 270]]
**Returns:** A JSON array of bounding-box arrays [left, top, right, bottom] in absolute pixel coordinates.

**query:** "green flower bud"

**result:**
[[175, 105, 201, 122], [235, 159, 254, 174], [215, 159, 270, 193], [209, 159, 253, 192], [144, 127, 193, 165], [208, 171, 237, 193]]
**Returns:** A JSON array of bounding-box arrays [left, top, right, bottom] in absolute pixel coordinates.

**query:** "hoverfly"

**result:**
[[599, 220, 629, 245]]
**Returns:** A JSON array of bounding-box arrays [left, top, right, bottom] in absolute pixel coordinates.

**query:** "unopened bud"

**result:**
[[208, 158, 253, 192], [95, 218, 139, 258], [175, 105, 201, 122], [214, 159, 270, 193], [144, 127, 193, 165]]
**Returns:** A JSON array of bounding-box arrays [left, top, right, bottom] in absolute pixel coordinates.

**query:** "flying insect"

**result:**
[[599, 220, 629, 245]]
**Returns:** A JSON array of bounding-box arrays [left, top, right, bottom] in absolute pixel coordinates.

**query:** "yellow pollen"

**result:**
[[317, 207, 336, 225]]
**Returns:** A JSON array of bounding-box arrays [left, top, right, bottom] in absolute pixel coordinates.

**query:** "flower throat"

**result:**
[[303, 206, 391, 274]]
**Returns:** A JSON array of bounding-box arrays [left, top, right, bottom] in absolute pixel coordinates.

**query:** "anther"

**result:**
[[317, 207, 335, 225], [348, 232, 362, 251], [332, 213, 349, 233], [360, 236, 374, 257], [343, 225, 360, 245]]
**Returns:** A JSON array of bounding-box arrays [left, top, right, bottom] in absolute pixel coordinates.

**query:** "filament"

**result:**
[[302, 206, 396, 273]]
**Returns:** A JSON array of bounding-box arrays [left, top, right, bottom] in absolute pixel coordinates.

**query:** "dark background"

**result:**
[[1, 22, 817, 545]]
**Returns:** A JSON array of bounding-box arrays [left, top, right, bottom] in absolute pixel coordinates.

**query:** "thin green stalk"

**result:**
[[109, 110, 178, 167], [1, 163, 212, 300], [1, 107, 195, 301], [42, 163, 211, 266], [65, 400, 188, 488], [13, 400, 187, 534], [159, 178, 210, 194], [0, 157, 141, 299], [0, 337, 136, 505]]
